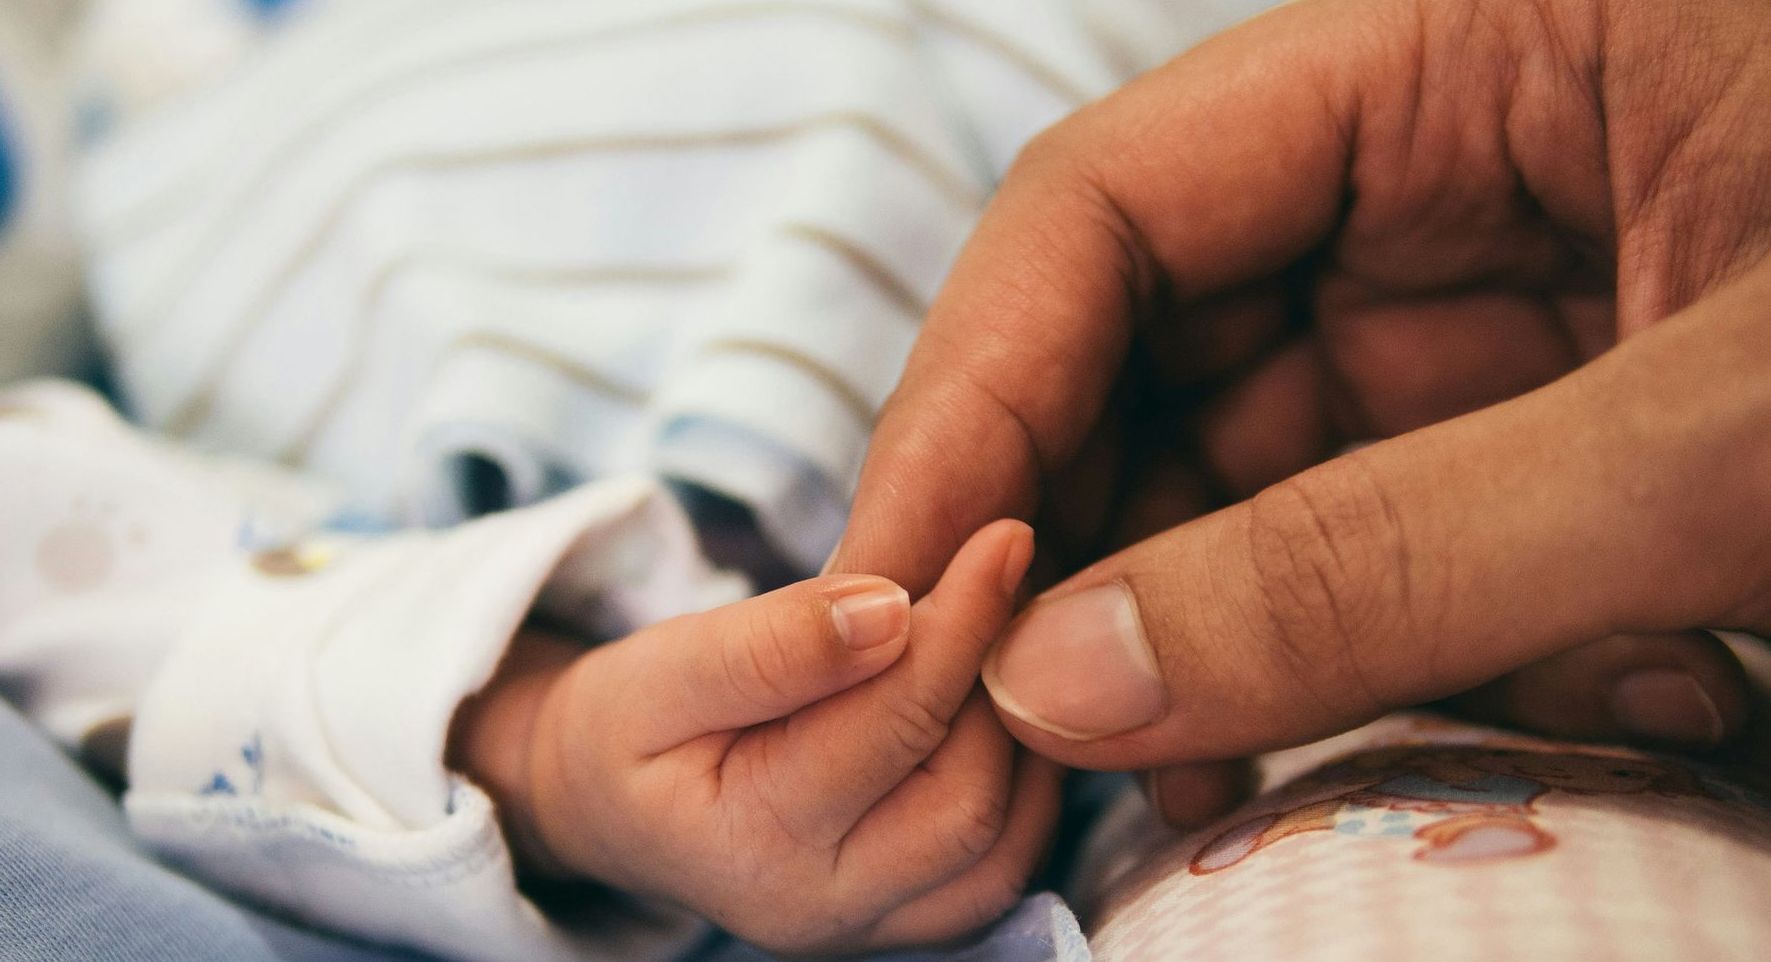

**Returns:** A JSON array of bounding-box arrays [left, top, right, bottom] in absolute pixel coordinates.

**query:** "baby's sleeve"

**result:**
[[0, 380, 750, 962], [0, 379, 334, 751]]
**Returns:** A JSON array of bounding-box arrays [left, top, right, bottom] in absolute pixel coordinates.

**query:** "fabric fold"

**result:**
[[126, 480, 748, 962]]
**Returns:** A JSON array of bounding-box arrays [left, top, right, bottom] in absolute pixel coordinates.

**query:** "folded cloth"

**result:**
[[0, 378, 336, 747], [70, 0, 1276, 573], [0, 696, 420, 962], [0, 380, 750, 962], [127, 482, 746, 962]]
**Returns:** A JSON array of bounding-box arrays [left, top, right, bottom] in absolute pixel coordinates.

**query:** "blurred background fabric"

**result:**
[[67, 0, 1281, 577]]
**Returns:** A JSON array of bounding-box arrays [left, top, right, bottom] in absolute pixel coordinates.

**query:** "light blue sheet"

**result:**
[[0, 698, 1096, 962]]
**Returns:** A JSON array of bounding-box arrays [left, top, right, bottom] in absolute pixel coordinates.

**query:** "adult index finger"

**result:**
[[981, 258, 1771, 769], [830, 0, 1366, 593]]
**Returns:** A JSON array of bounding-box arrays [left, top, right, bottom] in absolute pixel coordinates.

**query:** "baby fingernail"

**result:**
[[832, 584, 910, 650], [983, 582, 1167, 740], [1610, 670, 1726, 746]]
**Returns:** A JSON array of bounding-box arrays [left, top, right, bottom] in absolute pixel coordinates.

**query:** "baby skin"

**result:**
[[449, 521, 1062, 955]]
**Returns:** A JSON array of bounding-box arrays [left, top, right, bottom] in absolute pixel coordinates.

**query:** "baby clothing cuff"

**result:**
[[125, 478, 747, 962]]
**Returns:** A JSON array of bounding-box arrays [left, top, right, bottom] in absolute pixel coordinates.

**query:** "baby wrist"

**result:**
[[448, 629, 581, 879]]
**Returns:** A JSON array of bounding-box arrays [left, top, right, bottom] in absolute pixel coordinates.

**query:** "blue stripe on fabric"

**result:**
[[0, 89, 18, 234], [243, 0, 304, 21]]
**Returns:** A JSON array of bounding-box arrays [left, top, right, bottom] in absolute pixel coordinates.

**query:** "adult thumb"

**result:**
[[982, 262, 1771, 770]]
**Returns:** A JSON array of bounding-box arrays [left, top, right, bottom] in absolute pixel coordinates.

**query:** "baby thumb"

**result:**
[[605, 575, 912, 755]]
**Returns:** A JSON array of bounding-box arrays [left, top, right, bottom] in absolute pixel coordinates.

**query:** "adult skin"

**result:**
[[831, 0, 1771, 825]]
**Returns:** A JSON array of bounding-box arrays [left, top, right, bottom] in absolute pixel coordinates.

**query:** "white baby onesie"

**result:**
[[0, 380, 747, 962], [0, 0, 1287, 958]]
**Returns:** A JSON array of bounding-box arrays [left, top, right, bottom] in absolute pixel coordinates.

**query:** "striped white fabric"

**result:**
[[0, 2, 1299, 959], [73, 0, 1274, 572], [0, 1, 84, 384]]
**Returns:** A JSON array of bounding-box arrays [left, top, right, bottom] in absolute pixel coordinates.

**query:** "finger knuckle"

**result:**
[[934, 782, 1010, 863], [717, 607, 805, 713], [1244, 456, 1419, 713], [1006, 96, 1121, 180], [724, 751, 815, 849], [1006, 116, 1079, 179], [877, 696, 953, 761]]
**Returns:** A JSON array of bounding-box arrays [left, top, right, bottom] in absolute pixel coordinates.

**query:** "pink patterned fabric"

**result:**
[[1078, 715, 1771, 962]]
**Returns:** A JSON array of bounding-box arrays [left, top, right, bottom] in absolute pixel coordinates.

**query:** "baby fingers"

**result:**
[[725, 694, 1048, 956], [734, 520, 1034, 837], [830, 692, 1017, 900], [595, 574, 914, 756], [859, 750, 1063, 950]]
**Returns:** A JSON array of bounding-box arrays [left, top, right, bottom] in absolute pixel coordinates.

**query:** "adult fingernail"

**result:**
[[832, 584, 910, 650], [1610, 670, 1726, 746], [983, 582, 1166, 740]]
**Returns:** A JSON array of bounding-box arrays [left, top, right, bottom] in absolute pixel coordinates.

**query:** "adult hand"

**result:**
[[830, 0, 1771, 824]]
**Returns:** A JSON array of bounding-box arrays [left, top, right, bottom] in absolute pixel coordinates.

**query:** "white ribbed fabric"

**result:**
[[72, 0, 1273, 572]]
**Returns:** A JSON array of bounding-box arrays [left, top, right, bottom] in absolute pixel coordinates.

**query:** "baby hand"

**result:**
[[451, 521, 1061, 955]]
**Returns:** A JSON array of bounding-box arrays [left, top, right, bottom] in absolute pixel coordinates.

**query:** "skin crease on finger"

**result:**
[[455, 521, 1074, 955], [995, 250, 1771, 773], [1009, 0, 1771, 586], [1104, 0, 1771, 457], [822, 0, 1771, 830]]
